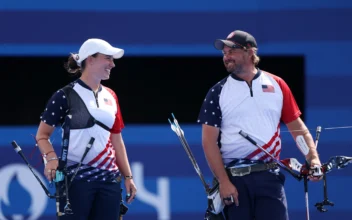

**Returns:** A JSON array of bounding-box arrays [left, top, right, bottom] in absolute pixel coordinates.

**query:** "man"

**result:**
[[197, 30, 322, 220]]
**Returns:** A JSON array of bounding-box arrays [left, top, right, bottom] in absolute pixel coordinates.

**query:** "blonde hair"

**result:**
[[251, 48, 260, 66]]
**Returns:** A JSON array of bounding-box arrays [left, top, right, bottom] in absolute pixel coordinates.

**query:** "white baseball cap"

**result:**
[[72, 38, 124, 66]]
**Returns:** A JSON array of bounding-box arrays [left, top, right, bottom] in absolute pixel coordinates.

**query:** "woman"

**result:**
[[36, 38, 137, 219]]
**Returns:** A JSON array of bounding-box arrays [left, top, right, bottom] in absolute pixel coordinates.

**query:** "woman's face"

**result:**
[[87, 53, 116, 80]]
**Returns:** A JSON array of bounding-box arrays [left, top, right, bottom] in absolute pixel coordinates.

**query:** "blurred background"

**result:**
[[0, 0, 352, 219]]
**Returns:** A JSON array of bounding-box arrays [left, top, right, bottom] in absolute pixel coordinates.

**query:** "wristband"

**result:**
[[43, 150, 55, 158], [47, 157, 58, 163]]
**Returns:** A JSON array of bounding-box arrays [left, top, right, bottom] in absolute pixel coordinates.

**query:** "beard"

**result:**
[[225, 61, 244, 75]]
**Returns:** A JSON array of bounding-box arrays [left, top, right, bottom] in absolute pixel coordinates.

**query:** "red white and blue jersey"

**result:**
[[198, 69, 301, 165], [41, 79, 124, 182]]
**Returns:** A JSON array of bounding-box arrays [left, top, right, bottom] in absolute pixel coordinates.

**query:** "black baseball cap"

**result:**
[[214, 30, 257, 50]]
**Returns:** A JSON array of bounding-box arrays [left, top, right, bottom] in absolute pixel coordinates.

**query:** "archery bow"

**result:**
[[11, 115, 95, 219], [168, 113, 225, 219], [239, 126, 352, 218]]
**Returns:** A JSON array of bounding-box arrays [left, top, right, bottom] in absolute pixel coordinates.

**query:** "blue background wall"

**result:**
[[1, 1, 352, 219]]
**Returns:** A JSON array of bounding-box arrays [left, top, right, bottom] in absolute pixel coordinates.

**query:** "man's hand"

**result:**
[[308, 157, 323, 182], [219, 179, 239, 206]]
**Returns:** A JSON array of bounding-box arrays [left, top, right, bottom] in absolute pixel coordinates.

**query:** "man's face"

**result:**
[[222, 46, 248, 75]]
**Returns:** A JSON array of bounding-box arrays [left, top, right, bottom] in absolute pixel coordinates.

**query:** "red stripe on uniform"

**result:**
[[273, 148, 281, 159], [96, 149, 113, 168], [245, 132, 278, 159], [105, 158, 114, 170], [245, 123, 281, 160], [106, 157, 118, 171], [258, 140, 280, 161], [88, 141, 111, 166], [110, 162, 118, 171]]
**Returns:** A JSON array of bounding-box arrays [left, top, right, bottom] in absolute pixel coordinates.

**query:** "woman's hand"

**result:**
[[124, 178, 137, 204], [44, 156, 59, 182]]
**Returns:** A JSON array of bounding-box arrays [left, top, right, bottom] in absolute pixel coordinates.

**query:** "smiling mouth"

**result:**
[[225, 62, 235, 67]]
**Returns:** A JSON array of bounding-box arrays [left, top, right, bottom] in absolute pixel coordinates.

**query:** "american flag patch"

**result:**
[[262, 84, 275, 93], [104, 98, 113, 106]]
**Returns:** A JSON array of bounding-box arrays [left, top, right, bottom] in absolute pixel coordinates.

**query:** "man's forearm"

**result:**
[[301, 132, 320, 162], [287, 118, 320, 163], [203, 143, 229, 183], [293, 129, 320, 162]]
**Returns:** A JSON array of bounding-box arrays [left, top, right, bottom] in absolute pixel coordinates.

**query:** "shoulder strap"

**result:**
[[60, 83, 110, 132], [60, 84, 74, 113]]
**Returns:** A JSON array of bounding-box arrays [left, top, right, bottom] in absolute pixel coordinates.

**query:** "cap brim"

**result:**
[[104, 47, 124, 59], [214, 39, 243, 50]]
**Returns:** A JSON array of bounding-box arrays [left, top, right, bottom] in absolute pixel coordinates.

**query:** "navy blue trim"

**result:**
[[230, 68, 261, 81], [77, 79, 103, 92]]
